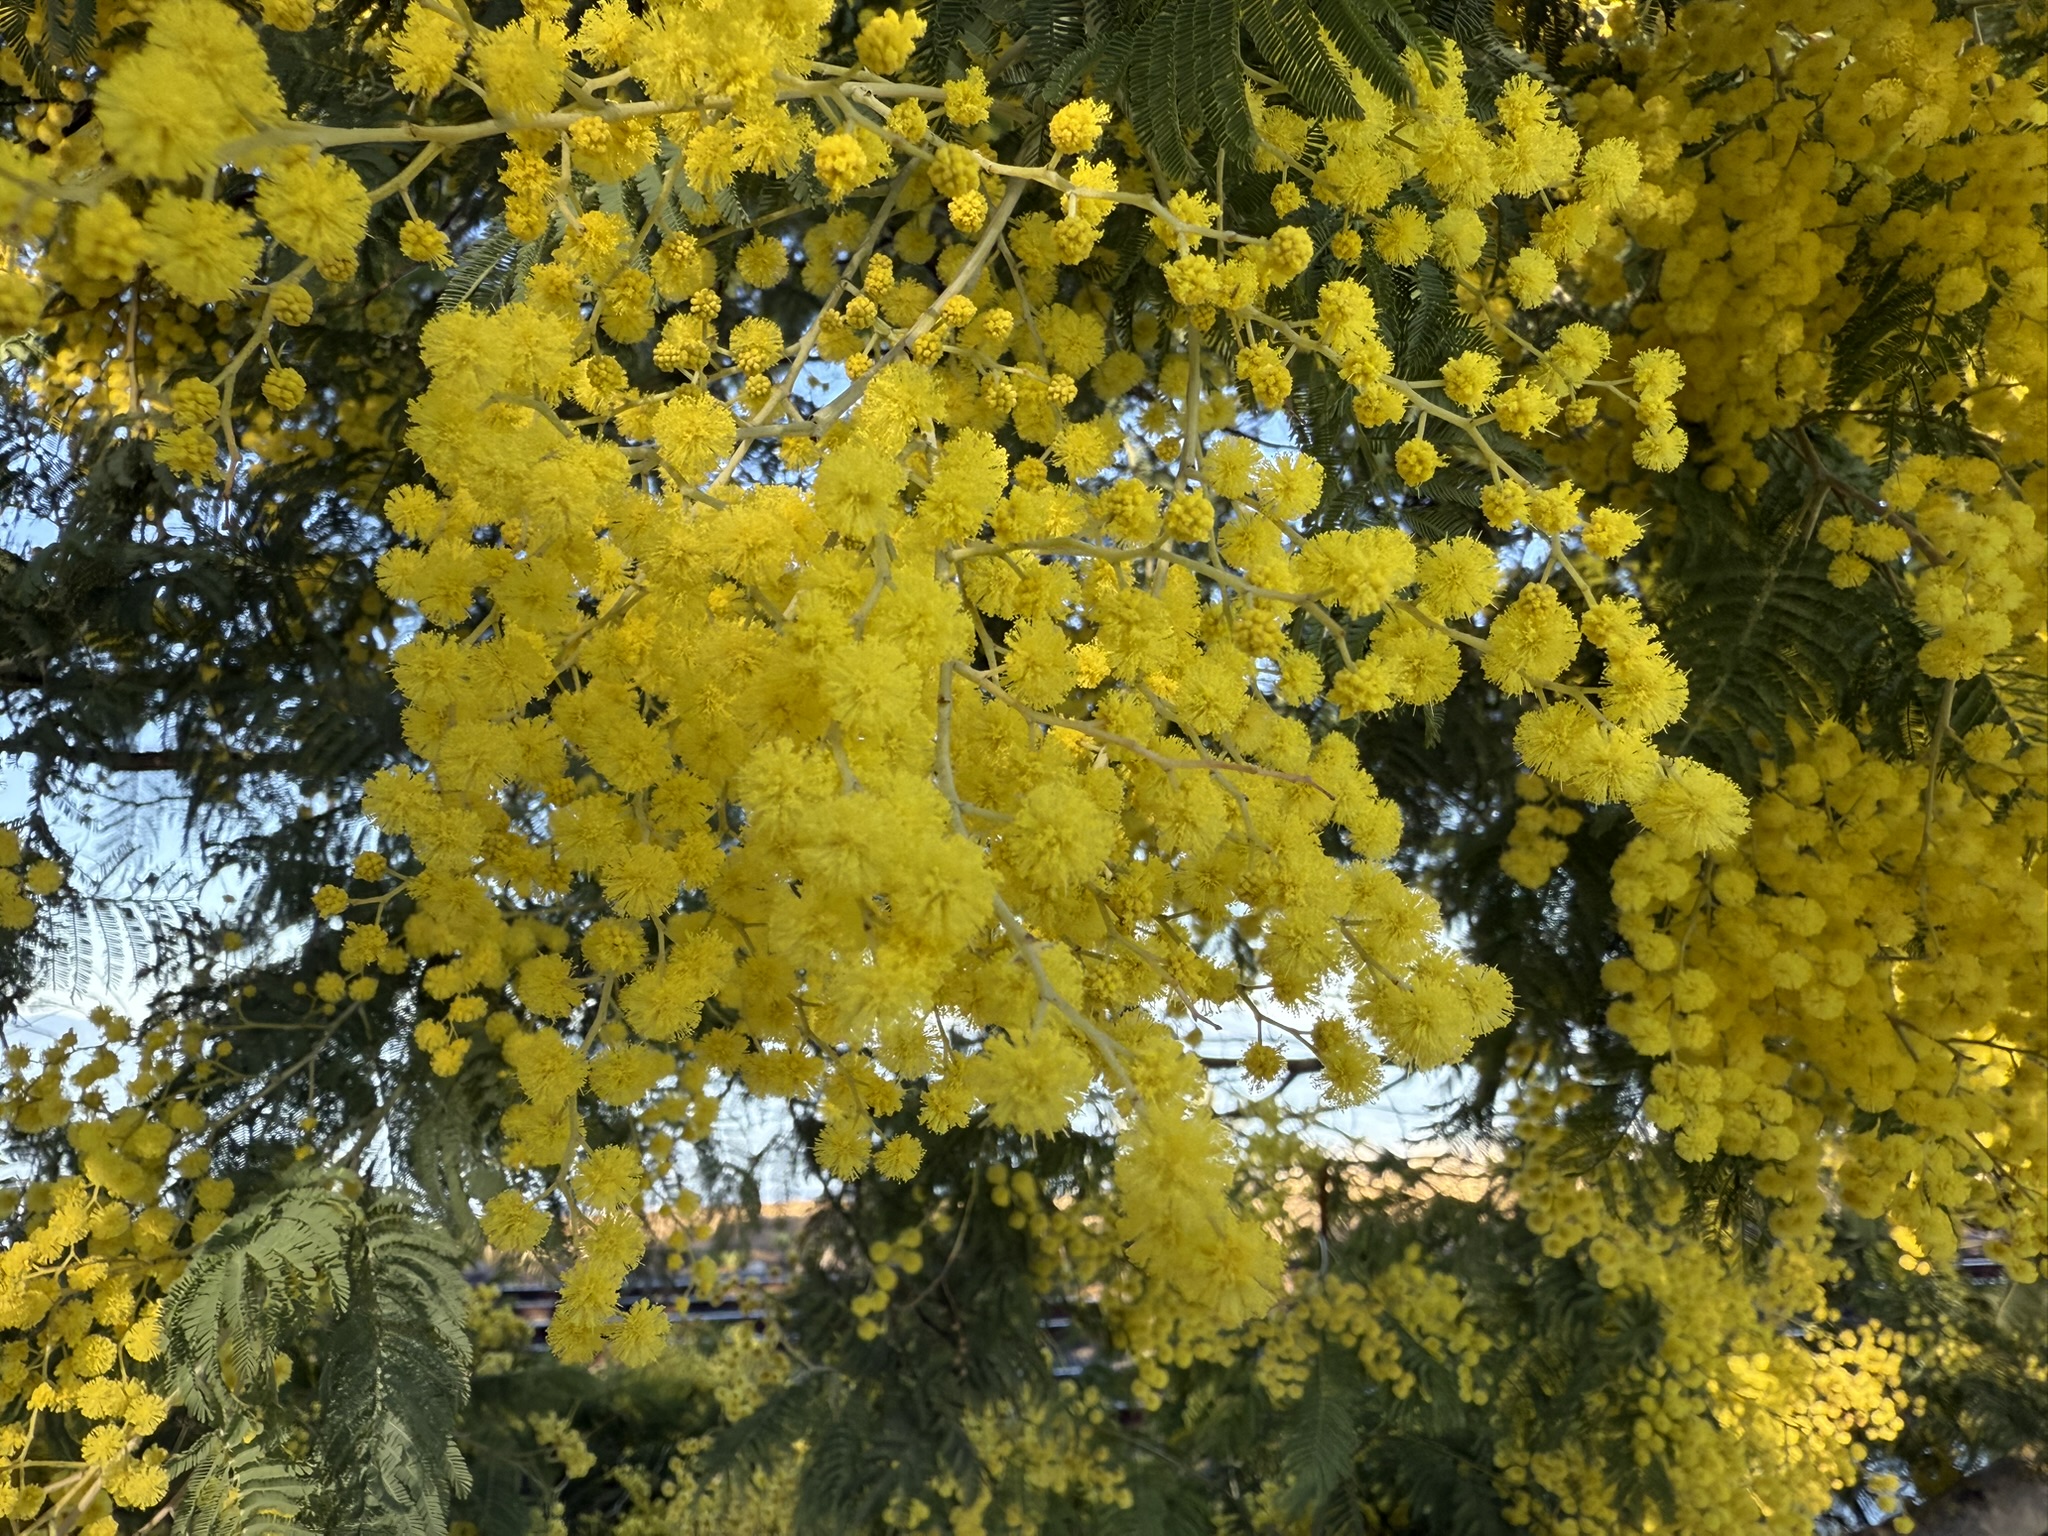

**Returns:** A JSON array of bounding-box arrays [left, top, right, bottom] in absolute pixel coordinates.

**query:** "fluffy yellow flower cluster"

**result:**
[[0, 1011, 217, 1525], [8, 0, 2033, 1520], [1498, 774, 1584, 890], [943, 1383, 1132, 1532], [0, 828, 62, 932], [1605, 721, 2046, 1276], [1509, 1076, 1912, 1536], [1573, 0, 2045, 494], [47, 11, 1694, 1360], [1554, 0, 2048, 762], [1252, 1244, 1494, 1410], [1518, 0, 2048, 1289], [507, 1321, 806, 1531], [1827, 446, 2045, 688]]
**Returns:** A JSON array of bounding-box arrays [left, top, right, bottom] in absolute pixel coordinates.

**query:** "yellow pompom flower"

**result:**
[[815, 1118, 873, 1179], [155, 424, 220, 481], [968, 1025, 1094, 1137], [1630, 760, 1750, 854], [141, 195, 261, 305], [69, 198, 147, 285], [726, 315, 784, 373], [1581, 506, 1643, 558], [812, 132, 872, 200], [271, 282, 315, 326], [734, 233, 790, 288], [875, 1134, 924, 1181], [122, 1303, 164, 1362], [257, 154, 371, 267], [605, 1299, 672, 1367], [571, 1145, 645, 1211], [651, 391, 739, 484], [262, 367, 308, 412], [1432, 207, 1487, 270], [399, 217, 454, 269], [168, 377, 219, 427], [1048, 98, 1113, 156], [1394, 437, 1444, 486], [95, 0, 284, 180], [389, 2, 466, 96], [943, 67, 992, 126], [473, 18, 570, 119], [1504, 247, 1558, 307], [1440, 350, 1501, 408], [854, 7, 926, 75], [482, 1190, 552, 1251], [97, 50, 239, 180], [1490, 379, 1561, 438], [1375, 205, 1432, 266], [1416, 536, 1500, 618], [1634, 423, 1689, 472], [514, 956, 587, 1020], [1630, 348, 1685, 401], [1241, 1042, 1286, 1083]]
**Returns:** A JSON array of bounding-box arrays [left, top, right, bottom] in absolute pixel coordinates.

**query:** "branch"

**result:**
[[8, 743, 300, 774]]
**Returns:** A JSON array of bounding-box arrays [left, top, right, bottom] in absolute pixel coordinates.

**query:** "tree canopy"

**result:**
[[0, 0, 2043, 1532]]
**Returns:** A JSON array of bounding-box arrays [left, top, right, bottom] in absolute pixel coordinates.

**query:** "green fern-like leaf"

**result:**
[[163, 1179, 473, 1536], [1124, 0, 1202, 184], [1195, 0, 1257, 156], [164, 1183, 360, 1424], [1317, 0, 1434, 101], [401, 1065, 513, 1243], [910, 0, 986, 81], [1977, 642, 2047, 751], [793, 1400, 888, 1535], [0, 0, 57, 93], [1652, 445, 1931, 784], [1045, 13, 1134, 104], [42, 0, 95, 62], [1277, 1351, 1365, 1517], [1023, 0, 1091, 83], [702, 1368, 833, 1479], [171, 1426, 316, 1536], [436, 227, 518, 314], [309, 1197, 473, 1533], [1241, 0, 1366, 121]]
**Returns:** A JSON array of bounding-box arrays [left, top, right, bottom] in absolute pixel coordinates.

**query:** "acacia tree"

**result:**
[[0, 0, 2042, 1532]]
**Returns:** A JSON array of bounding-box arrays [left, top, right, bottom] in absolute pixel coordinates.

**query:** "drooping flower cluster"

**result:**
[[0, 1007, 219, 1524], [1524, 0, 2048, 1285], [1607, 721, 2045, 1275], [1507, 1078, 1913, 1536], [0, 0, 2038, 1525], [327, 22, 1738, 1361], [0, 829, 62, 934]]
